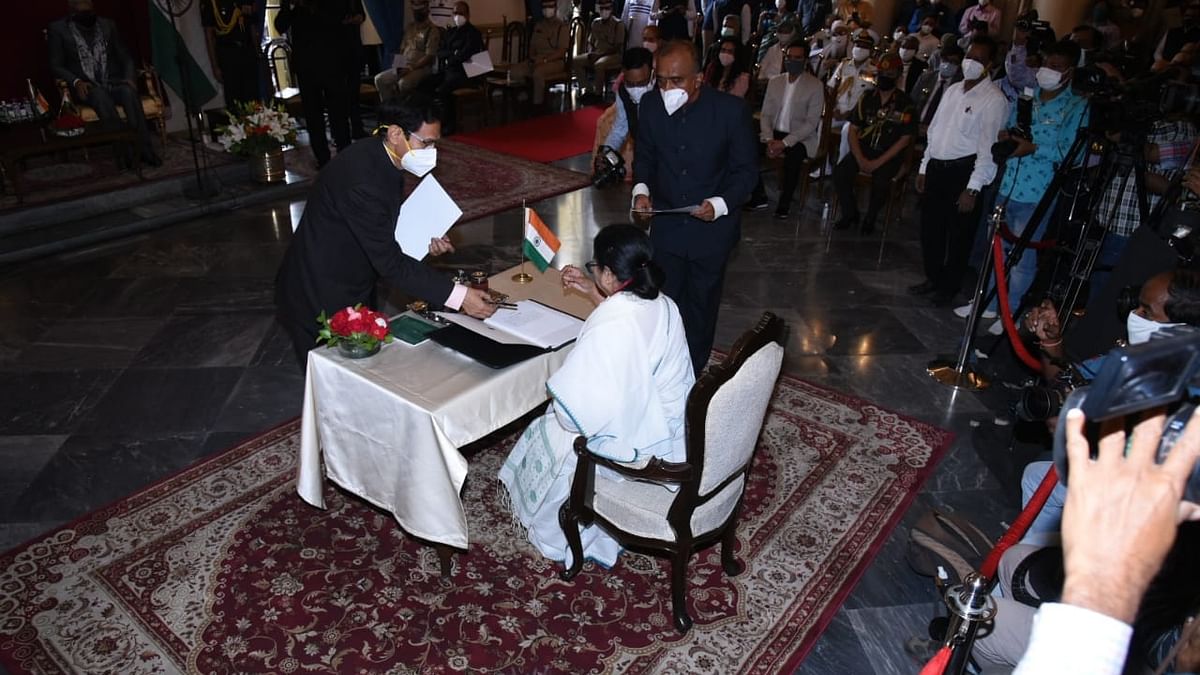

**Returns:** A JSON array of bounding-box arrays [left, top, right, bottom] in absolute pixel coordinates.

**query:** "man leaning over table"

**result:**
[[275, 94, 496, 367]]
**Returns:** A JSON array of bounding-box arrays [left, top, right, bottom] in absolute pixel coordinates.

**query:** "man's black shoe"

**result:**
[[744, 195, 770, 211], [908, 281, 937, 295], [773, 209, 789, 220], [930, 291, 957, 307]]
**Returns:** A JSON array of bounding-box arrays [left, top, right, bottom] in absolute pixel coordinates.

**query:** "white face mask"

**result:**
[[961, 57, 986, 80], [776, 0, 786, 10], [1127, 311, 1183, 345], [1131, 7, 1145, 17], [453, 14, 466, 27], [851, 46, 871, 62], [643, 40, 659, 52], [600, 9, 612, 19], [662, 87, 689, 115], [1035, 66, 1065, 91], [899, 47, 916, 62], [718, 52, 735, 66], [721, 26, 736, 37], [543, 7, 556, 19], [625, 83, 651, 103], [920, 25, 933, 35], [401, 146, 437, 177]]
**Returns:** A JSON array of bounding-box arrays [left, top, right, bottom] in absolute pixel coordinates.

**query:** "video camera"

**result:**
[[1074, 57, 1200, 133], [1052, 330, 1200, 502], [1014, 16, 1055, 52], [592, 145, 626, 188]]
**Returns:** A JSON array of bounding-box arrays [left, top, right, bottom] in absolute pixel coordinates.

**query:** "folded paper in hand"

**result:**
[[463, 50, 494, 78], [395, 175, 463, 260]]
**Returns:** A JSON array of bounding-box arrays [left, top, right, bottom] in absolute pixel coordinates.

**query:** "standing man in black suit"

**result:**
[[275, 95, 497, 366], [47, 0, 161, 167], [275, 0, 353, 167], [632, 40, 758, 375]]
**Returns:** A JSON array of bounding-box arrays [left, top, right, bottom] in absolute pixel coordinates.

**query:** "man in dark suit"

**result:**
[[275, 95, 496, 366], [633, 40, 757, 375], [898, 35, 926, 94], [48, 0, 161, 166], [423, 1, 485, 135]]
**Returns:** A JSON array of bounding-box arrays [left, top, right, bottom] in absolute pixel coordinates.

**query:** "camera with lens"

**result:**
[[1014, 365, 1090, 422], [592, 145, 626, 188], [992, 95, 1035, 162], [1052, 331, 1200, 502]]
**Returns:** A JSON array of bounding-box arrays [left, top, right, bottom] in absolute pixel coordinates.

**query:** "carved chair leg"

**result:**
[[670, 546, 693, 634], [434, 544, 455, 577], [721, 523, 744, 576], [557, 502, 585, 581]]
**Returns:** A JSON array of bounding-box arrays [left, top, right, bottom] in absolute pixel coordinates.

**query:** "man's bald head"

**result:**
[[656, 40, 700, 75]]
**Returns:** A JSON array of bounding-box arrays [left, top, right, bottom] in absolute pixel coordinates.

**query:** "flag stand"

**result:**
[[512, 201, 533, 283]]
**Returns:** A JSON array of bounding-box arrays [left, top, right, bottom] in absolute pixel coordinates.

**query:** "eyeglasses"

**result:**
[[584, 261, 600, 274], [408, 132, 438, 149]]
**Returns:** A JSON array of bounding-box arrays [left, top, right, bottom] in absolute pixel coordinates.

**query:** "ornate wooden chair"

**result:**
[[55, 64, 169, 147], [484, 18, 528, 122], [795, 87, 837, 209], [558, 312, 786, 634]]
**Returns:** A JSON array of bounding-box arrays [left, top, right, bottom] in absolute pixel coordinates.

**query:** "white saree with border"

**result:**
[[499, 291, 695, 567]]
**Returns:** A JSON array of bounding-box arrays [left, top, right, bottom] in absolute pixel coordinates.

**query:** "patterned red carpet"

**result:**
[[0, 373, 950, 674], [453, 107, 608, 163]]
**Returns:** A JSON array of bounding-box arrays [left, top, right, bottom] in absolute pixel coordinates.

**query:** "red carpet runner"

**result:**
[[454, 106, 608, 163], [0, 370, 951, 674]]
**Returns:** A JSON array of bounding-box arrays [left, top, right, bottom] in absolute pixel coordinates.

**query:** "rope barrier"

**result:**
[[991, 234, 1044, 371], [999, 221, 1056, 250]]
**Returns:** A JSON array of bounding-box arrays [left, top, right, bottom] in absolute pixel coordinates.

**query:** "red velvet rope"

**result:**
[[992, 234, 1044, 371], [980, 465, 1060, 578], [999, 220, 1056, 250], [919, 646, 953, 675]]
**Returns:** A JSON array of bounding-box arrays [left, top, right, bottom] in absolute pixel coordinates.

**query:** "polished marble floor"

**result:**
[[0, 149, 1035, 674]]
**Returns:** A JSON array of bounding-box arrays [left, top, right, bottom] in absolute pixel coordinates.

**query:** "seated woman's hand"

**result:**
[[560, 264, 596, 296]]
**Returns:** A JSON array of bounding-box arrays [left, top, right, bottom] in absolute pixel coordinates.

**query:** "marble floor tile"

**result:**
[[0, 522, 66, 556], [9, 432, 209, 522], [173, 277, 278, 314], [211, 365, 305, 434], [250, 321, 302, 368], [0, 435, 68, 516], [74, 367, 242, 435], [132, 313, 274, 369], [0, 370, 119, 435], [71, 277, 184, 318], [846, 602, 946, 675], [792, 610, 875, 675], [8, 317, 167, 370], [201, 430, 259, 458]]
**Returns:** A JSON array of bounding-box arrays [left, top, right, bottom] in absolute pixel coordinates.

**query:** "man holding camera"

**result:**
[[592, 47, 654, 186], [954, 40, 1089, 334]]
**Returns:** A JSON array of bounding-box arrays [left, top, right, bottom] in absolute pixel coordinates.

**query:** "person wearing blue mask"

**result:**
[[275, 95, 497, 366]]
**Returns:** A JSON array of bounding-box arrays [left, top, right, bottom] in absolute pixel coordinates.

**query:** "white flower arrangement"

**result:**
[[216, 102, 299, 156]]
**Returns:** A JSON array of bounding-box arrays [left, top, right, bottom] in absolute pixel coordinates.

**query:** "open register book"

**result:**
[[436, 300, 584, 350]]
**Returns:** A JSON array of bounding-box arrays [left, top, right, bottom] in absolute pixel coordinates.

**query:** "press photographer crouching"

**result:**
[[592, 47, 654, 188], [967, 271, 1200, 672]]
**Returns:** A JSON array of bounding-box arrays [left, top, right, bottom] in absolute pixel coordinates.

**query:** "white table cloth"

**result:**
[[297, 265, 592, 549]]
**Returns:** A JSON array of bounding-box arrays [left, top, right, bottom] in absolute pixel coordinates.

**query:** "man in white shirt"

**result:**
[[959, 0, 1000, 37], [910, 37, 1007, 306], [759, 39, 824, 218], [622, 0, 658, 49]]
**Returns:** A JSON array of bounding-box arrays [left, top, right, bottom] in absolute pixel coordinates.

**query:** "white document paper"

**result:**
[[435, 300, 583, 349], [391, 53, 408, 70], [395, 175, 463, 261], [462, 50, 494, 78]]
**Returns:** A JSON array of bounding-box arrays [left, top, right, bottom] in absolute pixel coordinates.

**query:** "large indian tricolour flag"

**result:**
[[523, 208, 561, 273], [148, 0, 218, 110]]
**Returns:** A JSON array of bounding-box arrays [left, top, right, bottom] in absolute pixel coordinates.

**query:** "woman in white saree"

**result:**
[[499, 225, 695, 568]]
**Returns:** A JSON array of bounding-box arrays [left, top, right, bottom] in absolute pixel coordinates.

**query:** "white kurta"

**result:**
[[499, 292, 694, 567]]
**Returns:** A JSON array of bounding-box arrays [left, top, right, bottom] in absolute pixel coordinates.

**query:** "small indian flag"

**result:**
[[523, 207, 561, 273]]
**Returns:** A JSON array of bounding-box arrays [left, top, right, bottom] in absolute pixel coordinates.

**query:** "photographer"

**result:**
[[591, 47, 654, 187], [1012, 406, 1200, 674], [954, 40, 1089, 335]]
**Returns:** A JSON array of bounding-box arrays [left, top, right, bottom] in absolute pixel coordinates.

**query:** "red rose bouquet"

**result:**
[[316, 304, 393, 354]]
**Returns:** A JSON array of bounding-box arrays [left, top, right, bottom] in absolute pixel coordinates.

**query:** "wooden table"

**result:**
[[0, 122, 142, 202]]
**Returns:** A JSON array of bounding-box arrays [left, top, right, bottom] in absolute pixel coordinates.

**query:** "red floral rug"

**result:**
[[0, 373, 951, 674], [453, 107, 607, 163]]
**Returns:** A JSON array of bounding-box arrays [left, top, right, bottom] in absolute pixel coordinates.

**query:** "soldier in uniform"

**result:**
[[831, 52, 916, 234], [201, 0, 260, 108], [374, 0, 440, 100], [827, 32, 876, 164], [572, 0, 625, 97], [510, 0, 570, 108]]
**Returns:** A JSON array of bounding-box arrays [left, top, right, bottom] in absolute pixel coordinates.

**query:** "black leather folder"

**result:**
[[430, 323, 551, 369]]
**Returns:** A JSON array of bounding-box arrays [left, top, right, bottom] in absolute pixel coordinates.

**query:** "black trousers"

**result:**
[[84, 81, 155, 158], [215, 42, 259, 108], [920, 155, 983, 295], [832, 151, 902, 222], [421, 70, 471, 133], [773, 130, 809, 213], [654, 246, 731, 376], [296, 58, 351, 165]]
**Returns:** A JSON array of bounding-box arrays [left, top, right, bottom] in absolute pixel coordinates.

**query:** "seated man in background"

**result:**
[[509, 0, 570, 110], [573, 0, 625, 99], [911, 43, 961, 135], [827, 33, 877, 163], [375, 0, 440, 100], [756, 19, 796, 84], [758, 39, 824, 219], [423, 0, 484, 135], [832, 53, 915, 234], [592, 47, 654, 181], [48, 0, 162, 167], [898, 34, 926, 93]]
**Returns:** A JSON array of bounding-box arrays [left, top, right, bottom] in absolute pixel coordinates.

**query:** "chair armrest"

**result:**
[[137, 65, 164, 102], [571, 436, 693, 483]]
